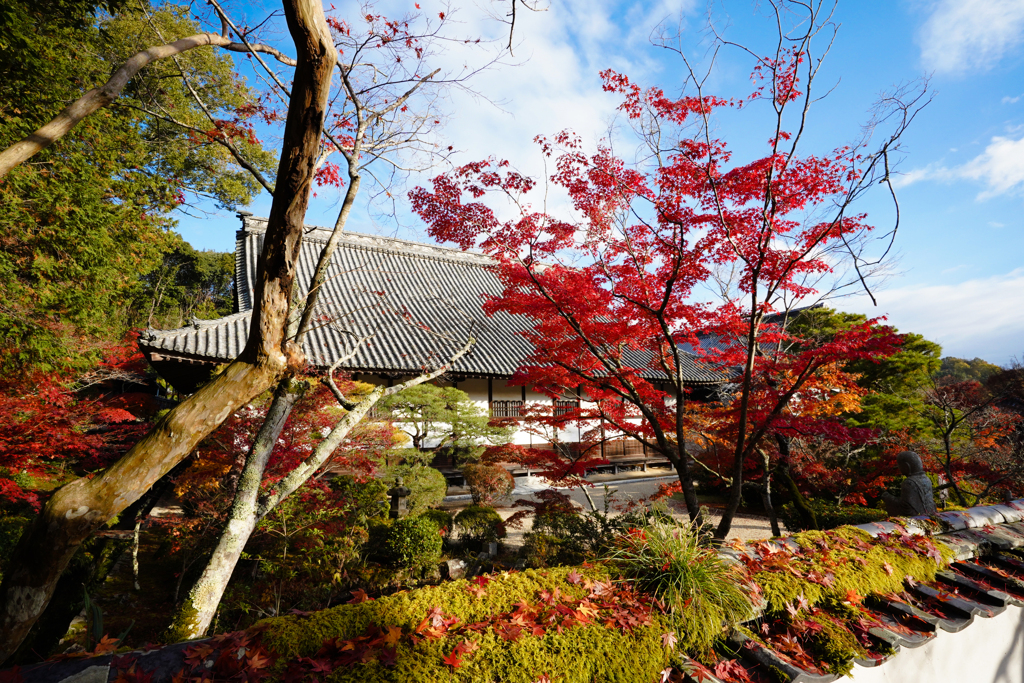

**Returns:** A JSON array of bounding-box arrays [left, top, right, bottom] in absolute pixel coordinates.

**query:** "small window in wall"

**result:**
[[490, 400, 523, 418], [554, 399, 579, 417]]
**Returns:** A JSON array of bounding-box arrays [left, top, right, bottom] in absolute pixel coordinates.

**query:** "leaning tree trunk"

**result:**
[[168, 387, 387, 640], [166, 378, 309, 641], [0, 0, 337, 663], [167, 338, 475, 640]]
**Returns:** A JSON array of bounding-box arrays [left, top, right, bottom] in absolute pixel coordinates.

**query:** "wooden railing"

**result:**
[[553, 399, 579, 417], [490, 400, 523, 418]]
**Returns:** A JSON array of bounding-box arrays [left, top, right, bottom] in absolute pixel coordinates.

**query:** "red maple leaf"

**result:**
[[441, 649, 462, 669], [714, 659, 753, 682]]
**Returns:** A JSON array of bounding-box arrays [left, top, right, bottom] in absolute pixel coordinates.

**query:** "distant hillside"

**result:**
[[934, 356, 1003, 384]]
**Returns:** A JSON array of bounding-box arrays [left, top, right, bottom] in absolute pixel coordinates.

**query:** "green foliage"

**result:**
[[368, 516, 443, 570], [418, 508, 454, 537], [240, 487, 366, 614], [777, 501, 887, 532], [454, 504, 504, 549], [378, 384, 512, 463], [135, 241, 234, 329], [935, 356, 1003, 385], [0, 513, 30, 580], [380, 465, 447, 514], [329, 475, 389, 526], [604, 521, 754, 656], [522, 503, 674, 568], [461, 463, 514, 505], [789, 307, 942, 438], [0, 2, 274, 371], [257, 566, 671, 683]]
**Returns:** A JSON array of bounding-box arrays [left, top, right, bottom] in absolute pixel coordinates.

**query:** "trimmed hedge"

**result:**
[[777, 500, 887, 532], [454, 504, 503, 549], [418, 508, 454, 537], [462, 463, 514, 505], [367, 517, 443, 570], [381, 465, 448, 514]]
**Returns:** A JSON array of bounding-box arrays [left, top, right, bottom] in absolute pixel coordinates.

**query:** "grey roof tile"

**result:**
[[139, 216, 727, 383]]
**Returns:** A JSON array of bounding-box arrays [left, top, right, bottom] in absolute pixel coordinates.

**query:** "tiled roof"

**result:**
[[138, 215, 727, 383]]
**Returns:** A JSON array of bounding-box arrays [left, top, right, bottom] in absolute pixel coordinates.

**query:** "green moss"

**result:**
[[752, 526, 955, 613], [260, 566, 605, 657], [256, 565, 671, 682], [805, 613, 864, 676], [317, 620, 670, 683]]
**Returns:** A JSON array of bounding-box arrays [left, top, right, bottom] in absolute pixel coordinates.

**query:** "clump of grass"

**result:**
[[604, 521, 754, 656]]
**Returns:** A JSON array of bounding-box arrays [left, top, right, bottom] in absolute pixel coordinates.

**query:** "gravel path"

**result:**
[[445, 475, 787, 547]]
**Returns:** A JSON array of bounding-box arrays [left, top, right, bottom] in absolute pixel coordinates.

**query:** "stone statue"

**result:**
[[387, 476, 412, 519], [883, 451, 937, 516]]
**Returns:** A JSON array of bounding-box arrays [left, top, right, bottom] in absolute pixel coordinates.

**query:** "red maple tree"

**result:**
[[412, 5, 918, 537], [0, 338, 154, 510]]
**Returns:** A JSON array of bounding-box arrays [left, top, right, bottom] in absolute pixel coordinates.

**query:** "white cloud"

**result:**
[[891, 164, 953, 189], [1004, 94, 1024, 104], [989, 221, 1007, 227], [895, 133, 1024, 199], [919, 0, 1024, 75], [837, 269, 1024, 364], [960, 135, 1024, 198]]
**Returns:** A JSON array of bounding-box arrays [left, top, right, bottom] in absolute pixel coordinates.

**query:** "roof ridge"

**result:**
[[141, 310, 252, 340], [239, 215, 495, 268]]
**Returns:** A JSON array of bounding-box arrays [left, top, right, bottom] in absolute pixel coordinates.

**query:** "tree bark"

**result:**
[[0, 0, 336, 663], [166, 378, 308, 641], [166, 337, 475, 640], [775, 435, 817, 531]]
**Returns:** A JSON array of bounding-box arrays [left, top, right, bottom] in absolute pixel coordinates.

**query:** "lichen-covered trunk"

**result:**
[[0, 0, 336, 663], [167, 379, 307, 641], [164, 340, 473, 642]]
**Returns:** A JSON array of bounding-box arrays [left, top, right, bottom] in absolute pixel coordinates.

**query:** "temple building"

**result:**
[[137, 214, 729, 473]]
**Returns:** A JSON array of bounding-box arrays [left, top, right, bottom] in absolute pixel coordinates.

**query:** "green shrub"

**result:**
[[368, 517, 443, 570], [524, 511, 601, 566], [454, 504, 504, 550], [522, 504, 675, 568], [604, 520, 754, 656], [777, 500, 887, 532], [462, 463, 514, 505], [418, 508, 454, 538], [329, 475, 389, 524], [381, 465, 447, 514]]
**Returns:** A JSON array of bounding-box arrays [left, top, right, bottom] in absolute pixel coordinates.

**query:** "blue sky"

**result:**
[[177, 0, 1024, 365]]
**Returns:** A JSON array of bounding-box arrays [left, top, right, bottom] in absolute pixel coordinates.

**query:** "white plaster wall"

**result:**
[[455, 377, 489, 415], [851, 605, 1024, 683]]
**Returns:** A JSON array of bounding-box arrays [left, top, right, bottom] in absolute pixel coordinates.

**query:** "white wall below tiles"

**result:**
[[852, 605, 1024, 683]]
